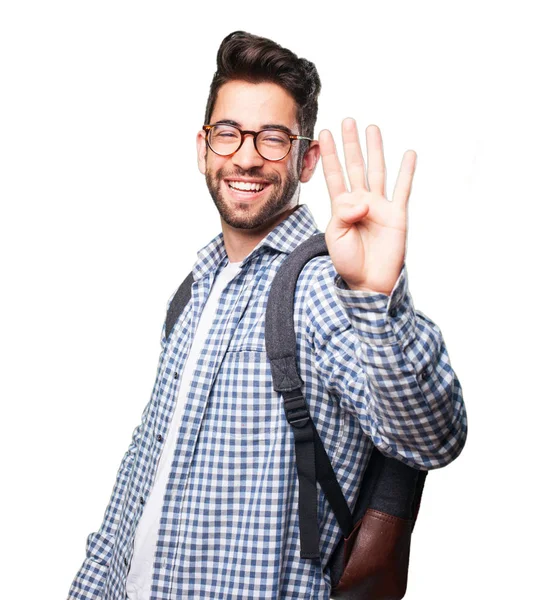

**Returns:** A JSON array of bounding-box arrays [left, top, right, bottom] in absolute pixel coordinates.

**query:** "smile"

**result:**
[[225, 180, 271, 201]]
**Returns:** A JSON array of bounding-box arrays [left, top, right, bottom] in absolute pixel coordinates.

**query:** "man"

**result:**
[[68, 30, 467, 600]]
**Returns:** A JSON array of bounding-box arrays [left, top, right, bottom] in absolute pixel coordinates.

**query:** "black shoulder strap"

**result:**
[[265, 232, 427, 568], [265, 232, 355, 559], [165, 271, 195, 341]]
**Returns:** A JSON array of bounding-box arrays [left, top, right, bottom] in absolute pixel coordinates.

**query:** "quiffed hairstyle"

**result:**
[[204, 30, 322, 174]]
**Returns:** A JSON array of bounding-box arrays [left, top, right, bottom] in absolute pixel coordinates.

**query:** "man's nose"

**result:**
[[231, 134, 265, 169]]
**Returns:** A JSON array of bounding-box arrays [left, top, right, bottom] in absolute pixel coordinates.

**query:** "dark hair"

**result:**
[[204, 30, 322, 173]]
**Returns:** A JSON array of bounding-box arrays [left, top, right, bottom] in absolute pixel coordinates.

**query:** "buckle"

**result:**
[[284, 394, 310, 428]]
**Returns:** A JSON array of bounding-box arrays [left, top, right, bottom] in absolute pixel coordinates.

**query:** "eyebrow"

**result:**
[[213, 119, 293, 135]]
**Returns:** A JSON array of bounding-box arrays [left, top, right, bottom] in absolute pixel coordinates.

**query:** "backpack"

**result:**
[[165, 232, 427, 600]]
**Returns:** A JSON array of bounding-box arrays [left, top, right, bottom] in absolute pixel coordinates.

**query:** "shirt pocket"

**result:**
[[210, 349, 283, 440]]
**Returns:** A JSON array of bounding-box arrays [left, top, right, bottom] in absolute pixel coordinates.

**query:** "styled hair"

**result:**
[[204, 30, 322, 173]]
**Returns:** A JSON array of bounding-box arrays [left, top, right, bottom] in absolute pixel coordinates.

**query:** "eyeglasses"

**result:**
[[203, 123, 314, 162]]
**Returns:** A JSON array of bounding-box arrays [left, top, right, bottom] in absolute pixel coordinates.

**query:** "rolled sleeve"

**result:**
[[307, 260, 467, 470], [333, 263, 414, 347]]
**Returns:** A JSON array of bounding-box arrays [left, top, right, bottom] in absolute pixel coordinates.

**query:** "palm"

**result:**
[[318, 120, 416, 295]]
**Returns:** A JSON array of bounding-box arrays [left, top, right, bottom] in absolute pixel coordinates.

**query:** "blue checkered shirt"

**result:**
[[68, 203, 467, 599]]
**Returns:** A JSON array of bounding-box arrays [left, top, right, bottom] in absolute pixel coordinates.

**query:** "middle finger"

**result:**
[[342, 118, 368, 192]]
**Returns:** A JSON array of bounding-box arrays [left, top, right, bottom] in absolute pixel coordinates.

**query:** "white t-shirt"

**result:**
[[126, 259, 242, 600]]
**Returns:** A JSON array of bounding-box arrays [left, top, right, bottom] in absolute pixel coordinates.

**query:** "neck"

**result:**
[[221, 204, 300, 263]]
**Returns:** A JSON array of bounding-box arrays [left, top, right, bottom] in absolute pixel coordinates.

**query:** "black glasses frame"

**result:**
[[203, 124, 314, 162]]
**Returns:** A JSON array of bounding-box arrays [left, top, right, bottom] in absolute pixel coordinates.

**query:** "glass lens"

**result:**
[[257, 130, 291, 160], [208, 125, 241, 154]]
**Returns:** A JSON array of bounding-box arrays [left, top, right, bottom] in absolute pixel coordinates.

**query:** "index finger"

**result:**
[[318, 129, 348, 203]]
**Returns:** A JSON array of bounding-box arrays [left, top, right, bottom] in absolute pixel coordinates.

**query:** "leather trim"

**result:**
[[332, 508, 413, 600]]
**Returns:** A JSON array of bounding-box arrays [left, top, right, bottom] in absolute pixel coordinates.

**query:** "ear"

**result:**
[[299, 141, 320, 183], [196, 130, 208, 175]]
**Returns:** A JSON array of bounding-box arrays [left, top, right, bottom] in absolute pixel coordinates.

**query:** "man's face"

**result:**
[[197, 80, 305, 231]]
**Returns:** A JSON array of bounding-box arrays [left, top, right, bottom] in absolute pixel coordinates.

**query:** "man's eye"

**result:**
[[262, 136, 288, 145]]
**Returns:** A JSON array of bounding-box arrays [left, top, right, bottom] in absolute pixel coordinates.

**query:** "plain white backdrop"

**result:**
[[1, 1, 552, 598]]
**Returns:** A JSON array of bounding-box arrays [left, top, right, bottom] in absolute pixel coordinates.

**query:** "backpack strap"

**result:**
[[265, 232, 355, 560], [165, 271, 195, 341]]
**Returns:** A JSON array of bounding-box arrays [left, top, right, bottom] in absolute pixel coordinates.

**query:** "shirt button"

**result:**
[[139, 496, 145, 505], [420, 368, 430, 381], [389, 307, 397, 318], [157, 434, 163, 442], [174, 372, 179, 379], [124, 557, 128, 566]]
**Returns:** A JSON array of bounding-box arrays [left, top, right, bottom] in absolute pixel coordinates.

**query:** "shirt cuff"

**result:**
[[333, 263, 416, 347]]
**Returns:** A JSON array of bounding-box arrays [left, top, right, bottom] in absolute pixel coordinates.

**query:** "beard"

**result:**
[[204, 161, 300, 230]]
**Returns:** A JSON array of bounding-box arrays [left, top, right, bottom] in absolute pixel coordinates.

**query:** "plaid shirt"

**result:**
[[68, 203, 467, 600]]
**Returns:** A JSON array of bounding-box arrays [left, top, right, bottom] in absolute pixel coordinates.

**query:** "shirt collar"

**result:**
[[192, 203, 321, 281]]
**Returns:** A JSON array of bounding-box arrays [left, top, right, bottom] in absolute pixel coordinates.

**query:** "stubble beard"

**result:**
[[205, 162, 300, 230]]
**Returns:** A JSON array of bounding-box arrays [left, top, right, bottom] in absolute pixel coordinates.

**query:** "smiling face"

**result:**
[[197, 80, 319, 237]]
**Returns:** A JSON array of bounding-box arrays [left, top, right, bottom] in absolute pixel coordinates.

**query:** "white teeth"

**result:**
[[228, 181, 266, 192]]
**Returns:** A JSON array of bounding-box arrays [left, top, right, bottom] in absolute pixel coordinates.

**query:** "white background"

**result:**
[[1, 1, 552, 598]]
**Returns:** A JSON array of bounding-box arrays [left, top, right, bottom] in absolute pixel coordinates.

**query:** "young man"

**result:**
[[68, 30, 467, 600]]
